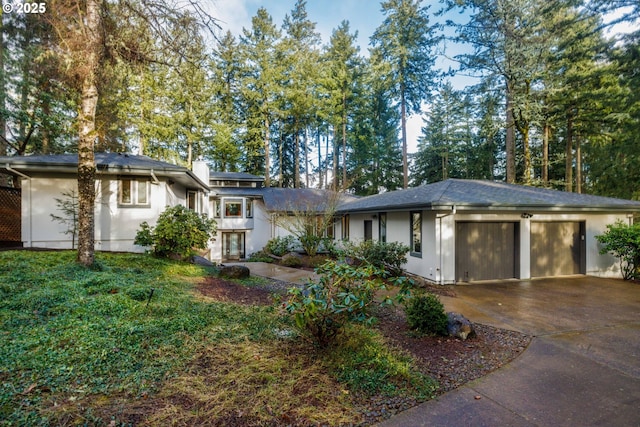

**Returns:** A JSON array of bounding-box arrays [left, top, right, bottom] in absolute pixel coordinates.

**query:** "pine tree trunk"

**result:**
[[505, 82, 516, 184], [332, 125, 338, 191], [77, 0, 102, 267], [264, 115, 270, 187], [565, 110, 574, 192], [342, 94, 347, 191], [304, 128, 309, 188], [316, 126, 322, 189], [294, 125, 300, 188], [400, 87, 408, 189], [576, 134, 582, 194], [542, 122, 549, 185]]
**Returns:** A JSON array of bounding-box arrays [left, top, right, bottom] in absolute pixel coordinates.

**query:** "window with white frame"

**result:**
[[245, 199, 253, 218], [119, 178, 150, 207]]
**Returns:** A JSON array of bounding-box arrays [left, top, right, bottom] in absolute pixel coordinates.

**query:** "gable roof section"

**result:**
[[338, 179, 640, 213], [0, 153, 208, 190]]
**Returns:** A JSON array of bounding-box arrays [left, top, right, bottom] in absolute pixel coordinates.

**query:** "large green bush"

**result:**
[[596, 221, 640, 280], [345, 240, 409, 276], [264, 236, 296, 256], [285, 261, 412, 347], [135, 205, 217, 259], [405, 293, 448, 336]]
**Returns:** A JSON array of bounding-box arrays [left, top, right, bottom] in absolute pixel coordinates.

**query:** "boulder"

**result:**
[[220, 265, 250, 279], [446, 312, 476, 340], [191, 255, 215, 267]]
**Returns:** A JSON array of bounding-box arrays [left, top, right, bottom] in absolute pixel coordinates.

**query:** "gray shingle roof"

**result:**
[[0, 153, 208, 189], [262, 188, 358, 213], [0, 153, 186, 170], [338, 179, 640, 213]]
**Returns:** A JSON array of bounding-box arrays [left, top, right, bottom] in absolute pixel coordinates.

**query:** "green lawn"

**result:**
[[0, 251, 435, 426]]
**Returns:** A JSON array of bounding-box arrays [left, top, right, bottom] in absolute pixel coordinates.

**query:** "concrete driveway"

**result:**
[[378, 277, 640, 427]]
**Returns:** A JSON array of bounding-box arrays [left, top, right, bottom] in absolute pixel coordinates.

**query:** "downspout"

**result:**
[[149, 169, 160, 185], [437, 205, 456, 285], [6, 165, 32, 247]]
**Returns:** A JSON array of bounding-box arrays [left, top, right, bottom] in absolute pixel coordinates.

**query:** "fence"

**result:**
[[0, 186, 21, 246]]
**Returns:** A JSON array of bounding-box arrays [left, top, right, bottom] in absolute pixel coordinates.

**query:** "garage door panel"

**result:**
[[456, 222, 517, 282], [531, 222, 584, 277]]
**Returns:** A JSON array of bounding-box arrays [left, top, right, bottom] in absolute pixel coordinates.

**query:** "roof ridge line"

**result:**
[[432, 179, 453, 205]]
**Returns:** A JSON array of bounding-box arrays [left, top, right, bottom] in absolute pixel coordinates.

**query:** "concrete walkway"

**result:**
[[377, 277, 640, 427], [222, 261, 319, 285]]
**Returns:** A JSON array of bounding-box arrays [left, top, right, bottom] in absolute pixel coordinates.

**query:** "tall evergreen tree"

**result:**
[[323, 21, 361, 191], [239, 8, 283, 184], [370, 0, 440, 188], [281, 0, 321, 188]]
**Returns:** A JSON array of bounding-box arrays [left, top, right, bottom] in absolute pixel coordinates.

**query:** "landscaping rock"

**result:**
[[220, 265, 250, 279], [447, 312, 476, 340], [191, 255, 215, 267]]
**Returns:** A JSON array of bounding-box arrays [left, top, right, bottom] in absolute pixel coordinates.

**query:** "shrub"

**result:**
[[345, 240, 409, 276], [264, 236, 296, 257], [134, 205, 217, 259], [285, 261, 413, 347], [281, 254, 302, 267], [405, 293, 448, 336], [595, 221, 640, 280], [247, 250, 274, 263]]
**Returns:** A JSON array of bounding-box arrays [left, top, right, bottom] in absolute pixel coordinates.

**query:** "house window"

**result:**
[[212, 199, 221, 218], [119, 178, 150, 207], [246, 199, 253, 218], [326, 220, 334, 239], [342, 214, 350, 240], [224, 199, 243, 217], [379, 212, 387, 243], [410, 211, 422, 257], [187, 191, 197, 211]]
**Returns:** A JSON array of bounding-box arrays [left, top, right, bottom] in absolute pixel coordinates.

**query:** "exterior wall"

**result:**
[[21, 174, 196, 252], [346, 210, 439, 282], [209, 198, 273, 262], [346, 209, 630, 284], [447, 211, 627, 282]]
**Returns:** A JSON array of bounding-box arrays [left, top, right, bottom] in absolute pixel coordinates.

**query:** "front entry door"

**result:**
[[222, 232, 245, 261]]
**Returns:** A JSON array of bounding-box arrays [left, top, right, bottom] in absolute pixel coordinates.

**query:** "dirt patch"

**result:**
[[197, 277, 275, 306]]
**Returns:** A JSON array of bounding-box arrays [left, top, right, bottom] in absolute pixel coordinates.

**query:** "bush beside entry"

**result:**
[[135, 205, 217, 259]]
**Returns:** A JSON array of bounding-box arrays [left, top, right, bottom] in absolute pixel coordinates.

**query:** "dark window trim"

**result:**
[[410, 211, 422, 258], [379, 212, 387, 243]]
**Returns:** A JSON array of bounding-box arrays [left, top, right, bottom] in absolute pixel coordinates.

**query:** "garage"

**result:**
[[531, 221, 585, 277], [455, 222, 519, 282]]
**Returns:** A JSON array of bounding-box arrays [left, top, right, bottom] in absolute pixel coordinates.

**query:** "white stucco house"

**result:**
[[2, 154, 640, 283], [335, 179, 640, 284], [0, 153, 209, 251]]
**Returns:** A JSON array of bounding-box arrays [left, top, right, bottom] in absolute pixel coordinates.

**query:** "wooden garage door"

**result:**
[[531, 222, 585, 277], [456, 222, 518, 282]]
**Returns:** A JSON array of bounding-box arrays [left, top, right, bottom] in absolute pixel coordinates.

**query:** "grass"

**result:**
[[0, 250, 436, 426]]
